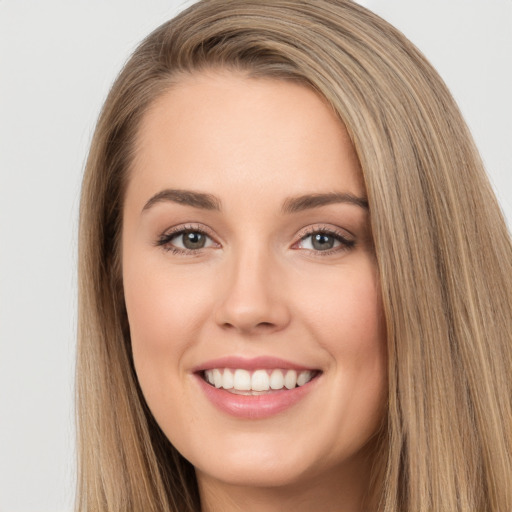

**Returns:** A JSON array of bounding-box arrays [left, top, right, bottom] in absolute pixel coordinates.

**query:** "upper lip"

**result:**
[[191, 356, 319, 373]]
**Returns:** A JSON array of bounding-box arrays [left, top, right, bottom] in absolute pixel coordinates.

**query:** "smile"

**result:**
[[203, 368, 317, 394], [193, 357, 322, 419]]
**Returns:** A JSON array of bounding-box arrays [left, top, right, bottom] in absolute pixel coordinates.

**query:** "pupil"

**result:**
[[312, 233, 334, 250], [183, 232, 205, 249]]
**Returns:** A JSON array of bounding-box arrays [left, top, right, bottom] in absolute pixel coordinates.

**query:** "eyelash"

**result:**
[[155, 224, 217, 256], [295, 226, 355, 256], [155, 223, 355, 257]]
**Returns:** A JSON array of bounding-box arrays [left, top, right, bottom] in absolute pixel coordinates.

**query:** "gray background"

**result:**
[[1, 1, 510, 510]]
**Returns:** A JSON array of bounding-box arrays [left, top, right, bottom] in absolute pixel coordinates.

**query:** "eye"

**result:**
[[295, 228, 355, 254], [156, 225, 218, 254], [173, 230, 210, 250]]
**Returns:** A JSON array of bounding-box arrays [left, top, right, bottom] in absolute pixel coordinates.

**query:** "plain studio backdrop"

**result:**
[[0, 1, 511, 511]]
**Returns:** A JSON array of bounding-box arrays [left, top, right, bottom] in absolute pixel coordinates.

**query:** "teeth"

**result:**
[[270, 369, 284, 390], [233, 369, 251, 391], [203, 368, 315, 392], [251, 370, 270, 391], [284, 369, 297, 390], [297, 370, 313, 386], [222, 368, 234, 389], [213, 369, 222, 388]]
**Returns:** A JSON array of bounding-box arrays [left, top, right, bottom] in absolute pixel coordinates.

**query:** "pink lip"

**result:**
[[192, 355, 317, 372], [195, 377, 318, 419], [192, 356, 321, 420]]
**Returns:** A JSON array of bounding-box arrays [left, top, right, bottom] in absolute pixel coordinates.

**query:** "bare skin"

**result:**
[[122, 71, 387, 511]]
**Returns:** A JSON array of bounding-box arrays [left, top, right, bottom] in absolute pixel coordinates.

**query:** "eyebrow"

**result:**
[[142, 189, 221, 212], [281, 192, 368, 214], [141, 189, 368, 214]]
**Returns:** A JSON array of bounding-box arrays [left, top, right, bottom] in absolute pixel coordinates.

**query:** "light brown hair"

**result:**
[[77, 1, 512, 510]]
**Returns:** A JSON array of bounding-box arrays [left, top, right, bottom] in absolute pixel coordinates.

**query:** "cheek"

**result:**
[[122, 250, 212, 381], [298, 263, 387, 423], [122, 255, 217, 441], [337, 273, 386, 391], [301, 263, 385, 356]]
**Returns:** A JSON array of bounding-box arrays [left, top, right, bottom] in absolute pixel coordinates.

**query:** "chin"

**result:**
[[194, 454, 315, 489]]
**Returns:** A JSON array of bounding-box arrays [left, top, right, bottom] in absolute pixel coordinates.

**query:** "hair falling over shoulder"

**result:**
[[76, 1, 512, 510]]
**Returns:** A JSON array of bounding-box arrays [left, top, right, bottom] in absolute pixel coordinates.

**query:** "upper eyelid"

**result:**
[[158, 223, 354, 250], [293, 227, 355, 252], [155, 223, 218, 248], [160, 223, 351, 237], [163, 223, 217, 239], [295, 224, 355, 241]]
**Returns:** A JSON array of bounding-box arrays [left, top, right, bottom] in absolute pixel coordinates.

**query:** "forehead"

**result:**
[[128, 71, 364, 211]]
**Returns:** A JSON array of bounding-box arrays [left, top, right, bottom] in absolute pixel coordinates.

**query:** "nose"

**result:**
[[214, 245, 291, 336]]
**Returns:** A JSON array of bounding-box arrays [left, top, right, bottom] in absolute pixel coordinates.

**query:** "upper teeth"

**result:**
[[204, 368, 315, 391]]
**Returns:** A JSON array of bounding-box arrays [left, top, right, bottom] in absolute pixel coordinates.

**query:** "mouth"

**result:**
[[201, 368, 321, 395], [193, 357, 322, 419]]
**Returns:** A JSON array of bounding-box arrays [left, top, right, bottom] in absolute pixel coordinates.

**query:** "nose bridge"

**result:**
[[214, 238, 290, 334]]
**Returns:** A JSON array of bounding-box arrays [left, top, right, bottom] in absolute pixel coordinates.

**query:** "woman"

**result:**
[[76, 0, 512, 510]]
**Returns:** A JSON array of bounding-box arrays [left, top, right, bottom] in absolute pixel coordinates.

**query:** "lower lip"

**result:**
[[194, 373, 319, 419]]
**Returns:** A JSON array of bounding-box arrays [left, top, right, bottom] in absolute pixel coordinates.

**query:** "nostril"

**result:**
[[220, 321, 276, 332], [215, 298, 291, 334]]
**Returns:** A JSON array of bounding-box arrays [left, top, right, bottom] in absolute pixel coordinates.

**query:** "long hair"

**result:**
[[77, 1, 512, 510]]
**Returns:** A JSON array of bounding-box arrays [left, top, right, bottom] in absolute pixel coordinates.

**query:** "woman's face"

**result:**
[[122, 71, 387, 496]]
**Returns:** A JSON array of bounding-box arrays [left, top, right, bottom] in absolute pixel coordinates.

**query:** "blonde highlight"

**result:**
[[77, 1, 512, 510]]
